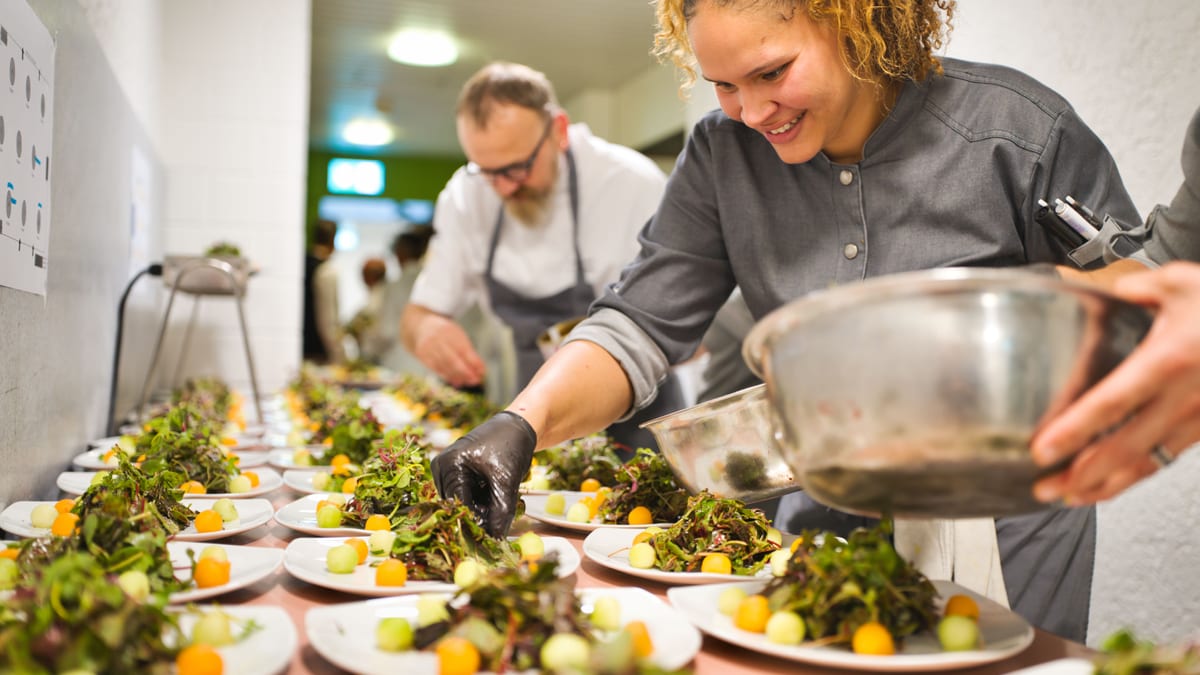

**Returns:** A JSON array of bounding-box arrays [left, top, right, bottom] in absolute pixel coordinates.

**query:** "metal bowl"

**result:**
[[742, 267, 1153, 518], [639, 384, 799, 504]]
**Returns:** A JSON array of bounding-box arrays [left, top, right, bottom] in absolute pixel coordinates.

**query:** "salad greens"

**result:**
[[341, 430, 438, 527], [390, 374, 500, 430], [533, 434, 623, 491], [321, 402, 384, 465], [599, 448, 689, 524], [0, 552, 183, 674], [648, 492, 779, 574], [18, 455, 193, 596], [413, 557, 689, 674], [762, 520, 938, 646], [1097, 629, 1200, 675], [129, 403, 241, 491], [384, 500, 516, 582], [204, 241, 241, 257]]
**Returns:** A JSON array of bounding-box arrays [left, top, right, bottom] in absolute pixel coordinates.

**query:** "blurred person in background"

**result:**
[[302, 218, 344, 364], [345, 257, 388, 362], [400, 61, 686, 451], [363, 226, 436, 378]]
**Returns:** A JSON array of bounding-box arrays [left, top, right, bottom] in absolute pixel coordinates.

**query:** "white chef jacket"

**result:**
[[410, 124, 668, 319]]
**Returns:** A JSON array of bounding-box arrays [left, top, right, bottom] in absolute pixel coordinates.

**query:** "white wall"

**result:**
[[945, 1, 1200, 220], [76, 0, 161, 143], [0, 0, 165, 505], [944, 0, 1200, 647], [153, 1, 311, 399]]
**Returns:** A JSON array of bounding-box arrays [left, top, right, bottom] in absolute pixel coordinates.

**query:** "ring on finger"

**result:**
[[1149, 444, 1175, 469]]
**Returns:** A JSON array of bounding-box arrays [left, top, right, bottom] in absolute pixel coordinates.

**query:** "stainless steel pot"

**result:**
[[742, 267, 1153, 518], [640, 384, 799, 504]]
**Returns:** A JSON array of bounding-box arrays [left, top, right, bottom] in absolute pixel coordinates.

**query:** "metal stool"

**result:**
[[137, 257, 263, 425]]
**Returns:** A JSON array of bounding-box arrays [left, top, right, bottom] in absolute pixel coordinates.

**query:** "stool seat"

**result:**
[[137, 257, 263, 423]]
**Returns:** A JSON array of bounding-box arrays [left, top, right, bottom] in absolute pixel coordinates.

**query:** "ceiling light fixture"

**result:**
[[342, 117, 395, 147], [387, 28, 458, 67]]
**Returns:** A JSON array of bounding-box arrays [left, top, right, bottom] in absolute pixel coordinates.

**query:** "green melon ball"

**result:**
[[227, 475, 252, 494], [212, 498, 239, 522], [541, 633, 591, 672], [376, 617, 414, 652], [192, 610, 236, 647], [765, 610, 806, 645], [628, 542, 656, 569], [368, 529, 397, 556], [565, 502, 591, 523], [316, 504, 344, 528], [544, 493, 567, 515], [937, 615, 980, 652], [199, 545, 228, 563], [589, 595, 622, 632], [325, 544, 359, 574], [116, 570, 150, 601], [30, 504, 58, 529]]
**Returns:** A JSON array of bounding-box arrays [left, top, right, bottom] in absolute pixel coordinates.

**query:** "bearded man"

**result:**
[[401, 62, 684, 451]]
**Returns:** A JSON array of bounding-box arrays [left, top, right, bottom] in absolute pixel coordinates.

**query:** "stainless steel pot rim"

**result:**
[[741, 266, 1134, 378], [638, 383, 767, 430]]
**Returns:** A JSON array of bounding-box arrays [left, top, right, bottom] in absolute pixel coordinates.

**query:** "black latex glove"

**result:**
[[431, 410, 536, 537]]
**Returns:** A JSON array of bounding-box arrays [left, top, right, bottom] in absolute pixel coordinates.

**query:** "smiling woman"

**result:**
[[426, 0, 1170, 649]]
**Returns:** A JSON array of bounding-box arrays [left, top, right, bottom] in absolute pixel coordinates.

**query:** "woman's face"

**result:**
[[688, 2, 884, 164]]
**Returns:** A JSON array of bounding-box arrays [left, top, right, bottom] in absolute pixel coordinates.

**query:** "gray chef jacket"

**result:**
[[1143, 107, 1200, 263], [568, 57, 1153, 642]]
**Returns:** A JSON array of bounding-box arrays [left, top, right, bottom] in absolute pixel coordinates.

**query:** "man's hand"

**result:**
[[401, 304, 487, 387], [431, 411, 537, 537], [1033, 262, 1200, 504]]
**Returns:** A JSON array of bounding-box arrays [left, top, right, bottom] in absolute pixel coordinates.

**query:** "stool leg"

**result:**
[[231, 283, 264, 425], [173, 295, 202, 389], [138, 283, 184, 422]]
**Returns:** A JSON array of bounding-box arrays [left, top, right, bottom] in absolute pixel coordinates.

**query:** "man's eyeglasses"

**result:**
[[465, 118, 553, 183]]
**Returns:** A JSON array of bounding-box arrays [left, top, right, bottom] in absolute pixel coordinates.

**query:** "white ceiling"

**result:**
[[309, 0, 664, 157]]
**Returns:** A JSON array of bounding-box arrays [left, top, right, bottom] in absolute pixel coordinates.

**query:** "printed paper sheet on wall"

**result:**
[[0, 0, 54, 296]]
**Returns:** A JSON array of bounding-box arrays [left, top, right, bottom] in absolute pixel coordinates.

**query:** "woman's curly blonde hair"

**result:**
[[653, 0, 955, 91]]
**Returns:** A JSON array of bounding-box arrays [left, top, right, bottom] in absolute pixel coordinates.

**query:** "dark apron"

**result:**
[[483, 149, 684, 454]]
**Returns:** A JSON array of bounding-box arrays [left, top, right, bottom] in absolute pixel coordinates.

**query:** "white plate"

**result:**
[[71, 448, 126, 470], [71, 447, 269, 470], [0, 499, 273, 541], [87, 435, 125, 449], [305, 585, 700, 674], [282, 469, 327, 495], [274, 493, 368, 536], [667, 579, 1034, 672], [1007, 659, 1096, 675], [174, 605, 297, 675], [284, 535, 580, 597], [228, 448, 270, 468], [176, 498, 274, 541], [521, 493, 674, 533], [359, 392, 416, 427], [267, 447, 328, 469], [582, 527, 772, 585], [422, 426, 459, 449], [56, 469, 283, 499], [168, 541, 284, 603]]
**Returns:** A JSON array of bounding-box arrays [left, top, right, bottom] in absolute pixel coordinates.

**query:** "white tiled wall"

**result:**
[[152, 0, 312, 397]]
